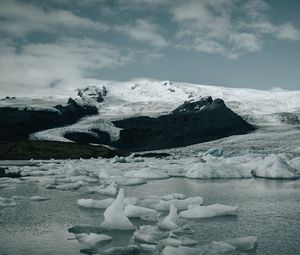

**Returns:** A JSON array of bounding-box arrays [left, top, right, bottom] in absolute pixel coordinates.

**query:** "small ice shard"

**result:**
[[159, 233, 198, 247], [206, 204, 238, 216], [133, 225, 168, 244], [180, 205, 216, 219], [39, 177, 57, 186], [225, 236, 257, 250], [103, 245, 141, 255], [88, 181, 118, 195], [101, 188, 135, 230], [30, 196, 49, 201], [204, 148, 223, 157], [158, 204, 178, 230], [206, 241, 236, 253], [162, 245, 200, 255], [110, 156, 127, 163], [75, 233, 112, 246], [115, 177, 146, 186], [153, 197, 204, 211], [139, 244, 158, 253], [0, 196, 19, 207], [55, 182, 82, 190], [77, 198, 114, 209], [124, 169, 169, 179], [124, 205, 159, 218], [161, 193, 186, 200]]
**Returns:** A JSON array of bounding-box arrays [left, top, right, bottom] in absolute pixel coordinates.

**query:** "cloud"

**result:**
[[171, 0, 300, 58], [115, 19, 169, 48], [0, 38, 132, 96], [0, 0, 107, 37]]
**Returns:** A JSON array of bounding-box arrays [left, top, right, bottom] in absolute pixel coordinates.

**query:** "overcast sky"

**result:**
[[1, 0, 300, 96]]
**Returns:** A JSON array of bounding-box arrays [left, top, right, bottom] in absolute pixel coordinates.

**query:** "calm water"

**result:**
[[0, 178, 299, 255]]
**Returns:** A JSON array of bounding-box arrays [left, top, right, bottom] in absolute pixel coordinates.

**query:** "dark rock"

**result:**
[[64, 129, 111, 145], [0, 97, 98, 141], [0, 140, 124, 160], [112, 98, 255, 151], [103, 245, 141, 255], [133, 152, 171, 158], [0, 167, 21, 178], [68, 225, 107, 234]]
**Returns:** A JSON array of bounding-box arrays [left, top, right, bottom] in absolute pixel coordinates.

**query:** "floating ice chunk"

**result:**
[[158, 204, 178, 230], [110, 156, 127, 163], [88, 181, 118, 195], [253, 155, 298, 179], [225, 236, 257, 250], [75, 233, 112, 246], [133, 225, 168, 244], [55, 182, 82, 190], [180, 205, 216, 219], [124, 205, 159, 218], [124, 169, 169, 179], [206, 204, 239, 216], [77, 198, 114, 209], [30, 196, 49, 201], [115, 177, 146, 186], [159, 233, 197, 247], [103, 245, 141, 255], [206, 241, 236, 253], [284, 179, 300, 188], [0, 197, 19, 207], [162, 245, 200, 255], [139, 244, 158, 253], [180, 204, 238, 218], [153, 197, 203, 211], [101, 188, 135, 230], [185, 161, 251, 179], [161, 193, 186, 200], [204, 148, 223, 157], [39, 177, 57, 186]]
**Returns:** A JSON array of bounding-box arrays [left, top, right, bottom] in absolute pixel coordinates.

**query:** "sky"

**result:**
[[1, 0, 300, 96]]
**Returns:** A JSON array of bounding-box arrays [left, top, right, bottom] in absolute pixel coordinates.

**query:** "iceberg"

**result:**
[[253, 155, 298, 179], [30, 196, 49, 201], [101, 188, 135, 230]]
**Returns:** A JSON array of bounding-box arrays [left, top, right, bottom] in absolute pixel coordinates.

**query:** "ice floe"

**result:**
[[0, 196, 19, 207]]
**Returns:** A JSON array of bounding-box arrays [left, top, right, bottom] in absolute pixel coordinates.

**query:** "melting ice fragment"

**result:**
[[88, 181, 118, 195], [101, 188, 135, 230], [75, 233, 112, 246], [162, 245, 200, 255], [30, 196, 49, 201], [102, 245, 141, 255], [124, 205, 159, 218], [225, 236, 257, 250], [152, 197, 204, 211], [133, 225, 168, 244], [0, 196, 19, 207], [158, 204, 178, 230], [179, 205, 216, 219]]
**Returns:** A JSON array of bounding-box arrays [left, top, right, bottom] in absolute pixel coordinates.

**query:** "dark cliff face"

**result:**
[[0, 98, 98, 141], [111, 98, 255, 151]]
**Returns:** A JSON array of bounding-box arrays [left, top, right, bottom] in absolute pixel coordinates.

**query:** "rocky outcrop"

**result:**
[[0, 98, 97, 141], [111, 98, 255, 151]]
